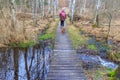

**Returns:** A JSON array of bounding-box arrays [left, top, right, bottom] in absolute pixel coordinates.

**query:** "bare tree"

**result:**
[[32, 0, 36, 24], [42, 0, 45, 18], [83, 0, 86, 13], [11, 0, 16, 28], [53, 0, 57, 18], [24, 48, 30, 80], [48, 0, 51, 14], [93, 0, 101, 26], [70, 0, 76, 22], [14, 48, 19, 80]]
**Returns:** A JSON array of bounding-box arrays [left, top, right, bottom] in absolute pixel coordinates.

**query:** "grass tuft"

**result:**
[[88, 44, 97, 51], [8, 41, 35, 48], [38, 19, 58, 49], [67, 19, 87, 49], [92, 23, 97, 28], [38, 33, 54, 41]]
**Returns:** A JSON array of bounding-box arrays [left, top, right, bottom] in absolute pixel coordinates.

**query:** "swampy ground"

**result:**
[[0, 1, 120, 80]]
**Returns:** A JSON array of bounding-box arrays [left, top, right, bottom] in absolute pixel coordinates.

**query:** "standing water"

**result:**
[[79, 53, 118, 69], [0, 45, 52, 80]]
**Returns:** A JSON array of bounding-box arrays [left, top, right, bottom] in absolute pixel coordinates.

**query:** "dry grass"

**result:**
[[74, 19, 120, 43], [0, 9, 54, 47]]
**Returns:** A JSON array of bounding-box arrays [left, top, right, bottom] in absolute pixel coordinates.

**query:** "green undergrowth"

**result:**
[[8, 19, 58, 48], [38, 19, 58, 42], [107, 68, 117, 80], [38, 19, 58, 49], [68, 18, 120, 79], [102, 67, 118, 80], [67, 21, 98, 50], [92, 23, 98, 28], [38, 33, 54, 41], [88, 44, 97, 51], [67, 19, 87, 49], [67, 22, 97, 50], [8, 41, 35, 48], [84, 66, 118, 80]]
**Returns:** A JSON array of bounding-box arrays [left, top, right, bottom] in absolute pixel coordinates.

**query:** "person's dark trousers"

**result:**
[[60, 20, 64, 28]]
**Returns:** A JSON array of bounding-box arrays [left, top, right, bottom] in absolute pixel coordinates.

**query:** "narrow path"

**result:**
[[47, 22, 87, 80]]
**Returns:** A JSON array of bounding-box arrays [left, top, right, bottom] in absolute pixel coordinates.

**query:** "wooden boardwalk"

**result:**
[[47, 23, 87, 80]]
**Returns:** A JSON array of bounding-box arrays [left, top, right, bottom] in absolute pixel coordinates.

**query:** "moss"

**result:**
[[8, 41, 36, 48], [88, 44, 97, 51], [18, 41, 35, 48], [92, 23, 97, 28], [38, 33, 54, 41], [8, 43, 17, 47], [50, 45, 54, 49]]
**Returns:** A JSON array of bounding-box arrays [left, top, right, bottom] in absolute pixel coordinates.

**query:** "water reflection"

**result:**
[[0, 45, 52, 80]]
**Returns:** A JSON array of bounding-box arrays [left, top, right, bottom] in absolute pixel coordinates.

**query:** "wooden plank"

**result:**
[[47, 24, 86, 80]]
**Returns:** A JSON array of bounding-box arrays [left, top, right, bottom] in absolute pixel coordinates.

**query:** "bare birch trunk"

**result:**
[[32, 0, 35, 24], [56, 0, 59, 10], [11, 0, 16, 28], [42, 0, 45, 18], [94, 0, 101, 25], [83, 0, 86, 13], [53, 0, 57, 18], [52, 0, 54, 17], [71, 0, 76, 22], [20, 0, 23, 11], [68, 0, 72, 16], [48, 0, 51, 14], [35, 0, 38, 20]]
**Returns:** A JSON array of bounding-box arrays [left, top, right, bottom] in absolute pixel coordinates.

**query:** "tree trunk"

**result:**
[[32, 0, 36, 25], [11, 0, 16, 28], [48, 0, 51, 14], [24, 48, 30, 80], [94, 0, 101, 26], [71, 0, 76, 22], [68, 0, 72, 17], [83, 0, 86, 13], [42, 0, 45, 18], [53, 0, 57, 18], [14, 48, 19, 80], [35, 0, 38, 22], [106, 12, 112, 44]]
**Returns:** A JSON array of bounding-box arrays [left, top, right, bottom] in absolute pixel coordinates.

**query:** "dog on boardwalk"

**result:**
[[61, 27, 65, 34]]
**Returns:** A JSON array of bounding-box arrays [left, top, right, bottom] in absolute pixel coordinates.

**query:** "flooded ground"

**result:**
[[77, 35, 118, 70], [79, 54, 118, 69], [0, 45, 52, 80]]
